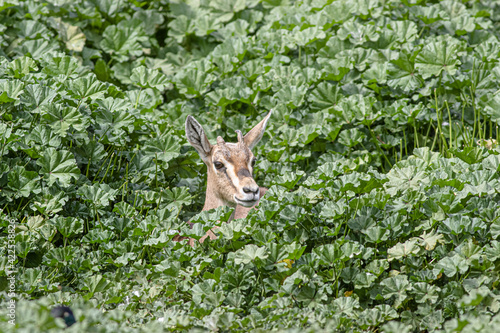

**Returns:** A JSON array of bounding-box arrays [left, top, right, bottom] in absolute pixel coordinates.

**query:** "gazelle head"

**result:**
[[185, 111, 272, 208]]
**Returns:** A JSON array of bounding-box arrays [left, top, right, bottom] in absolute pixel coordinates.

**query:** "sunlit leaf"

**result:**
[[130, 66, 170, 90], [6, 166, 40, 198], [36, 148, 80, 187], [54, 18, 86, 52], [234, 244, 268, 265], [100, 19, 146, 62], [415, 36, 464, 79]]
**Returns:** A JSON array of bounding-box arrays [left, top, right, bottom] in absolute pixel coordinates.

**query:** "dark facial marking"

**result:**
[[221, 167, 237, 191], [237, 168, 251, 178]]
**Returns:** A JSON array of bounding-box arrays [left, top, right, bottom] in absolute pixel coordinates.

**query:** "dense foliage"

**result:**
[[1, 0, 500, 331]]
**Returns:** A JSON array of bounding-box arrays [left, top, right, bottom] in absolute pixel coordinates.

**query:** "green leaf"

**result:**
[[36, 148, 80, 187], [212, 37, 247, 61], [143, 231, 170, 247], [100, 19, 146, 62], [484, 241, 500, 260], [160, 187, 192, 209], [210, 0, 246, 17], [6, 56, 38, 78], [167, 15, 195, 42], [274, 85, 307, 109], [94, 102, 135, 143], [308, 81, 343, 112], [6, 166, 40, 199], [143, 132, 181, 164], [338, 128, 366, 147], [191, 280, 223, 306], [0, 1, 18, 12], [218, 19, 250, 40], [313, 243, 341, 265], [385, 165, 430, 196], [51, 216, 84, 238], [450, 147, 487, 164], [458, 287, 492, 307], [234, 244, 268, 265], [194, 12, 222, 36], [380, 275, 410, 308], [73, 140, 107, 166], [82, 229, 114, 244], [43, 247, 76, 266], [66, 74, 107, 101], [337, 94, 379, 125], [387, 51, 423, 92], [114, 252, 137, 266], [410, 5, 446, 25], [292, 26, 326, 46], [20, 84, 59, 111], [434, 253, 469, 277], [205, 76, 253, 106], [337, 21, 380, 45], [41, 55, 83, 77], [22, 125, 61, 158], [173, 62, 216, 97], [317, 57, 352, 81], [94, 59, 112, 82], [126, 88, 161, 112], [388, 20, 418, 43], [0, 79, 24, 103], [443, 16, 476, 36], [418, 230, 444, 250], [130, 66, 170, 90], [41, 104, 88, 136], [54, 18, 86, 52], [132, 9, 165, 35], [155, 259, 180, 277], [238, 59, 265, 80], [319, 200, 346, 221], [412, 282, 440, 304], [31, 188, 69, 216], [78, 184, 117, 207], [387, 239, 421, 261], [363, 226, 390, 244], [83, 274, 110, 298], [128, 152, 155, 180], [415, 37, 464, 79], [274, 170, 305, 189], [17, 39, 59, 60], [481, 94, 500, 124]]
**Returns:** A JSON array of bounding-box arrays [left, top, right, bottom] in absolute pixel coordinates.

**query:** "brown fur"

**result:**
[[174, 111, 272, 246]]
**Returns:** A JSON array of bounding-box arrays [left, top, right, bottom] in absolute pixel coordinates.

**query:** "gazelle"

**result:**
[[174, 110, 272, 244]]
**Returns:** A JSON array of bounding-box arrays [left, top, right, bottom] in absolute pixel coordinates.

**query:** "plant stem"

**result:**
[[403, 127, 408, 157], [367, 124, 391, 171], [430, 123, 438, 152], [399, 139, 403, 162], [413, 121, 419, 149], [445, 101, 453, 151], [100, 152, 115, 184]]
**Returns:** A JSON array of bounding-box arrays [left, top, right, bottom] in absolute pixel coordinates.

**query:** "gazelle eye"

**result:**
[[251, 158, 257, 167], [214, 161, 224, 170]]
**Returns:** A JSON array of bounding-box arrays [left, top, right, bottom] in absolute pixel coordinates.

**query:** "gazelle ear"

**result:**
[[185, 115, 212, 163], [243, 110, 272, 150]]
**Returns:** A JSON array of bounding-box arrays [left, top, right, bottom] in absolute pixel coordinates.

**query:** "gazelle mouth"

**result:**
[[234, 197, 258, 207]]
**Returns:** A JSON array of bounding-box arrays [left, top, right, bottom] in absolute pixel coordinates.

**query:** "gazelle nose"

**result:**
[[243, 186, 259, 194]]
